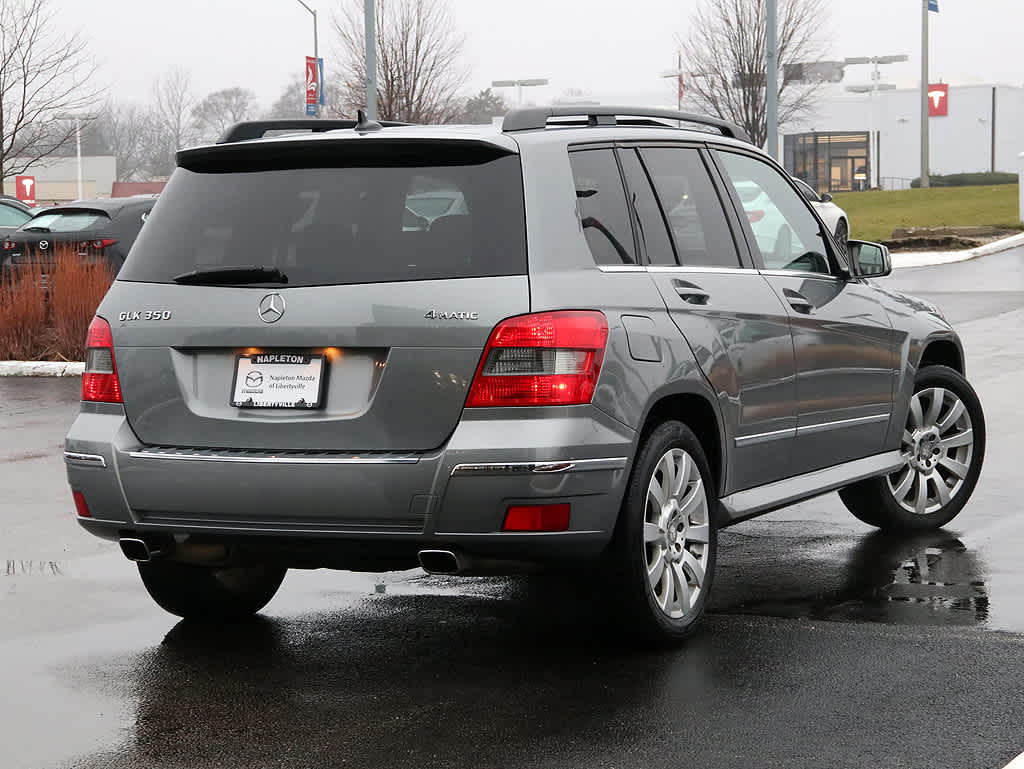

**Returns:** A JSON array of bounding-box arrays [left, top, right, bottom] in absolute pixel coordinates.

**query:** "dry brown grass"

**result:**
[[0, 260, 49, 360], [45, 249, 116, 361], [0, 245, 115, 361]]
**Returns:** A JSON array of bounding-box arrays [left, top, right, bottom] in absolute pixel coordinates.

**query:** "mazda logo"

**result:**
[[38, 240, 48, 250], [258, 293, 285, 323], [245, 371, 264, 387]]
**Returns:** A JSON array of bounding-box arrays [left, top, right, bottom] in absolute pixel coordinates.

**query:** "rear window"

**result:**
[[118, 149, 527, 287], [0, 204, 31, 227], [20, 210, 108, 232]]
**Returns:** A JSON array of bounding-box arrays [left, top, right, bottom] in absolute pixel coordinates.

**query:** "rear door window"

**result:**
[[569, 149, 637, 265], [617, 149, 676, 266], [118, 148, 526, 287], [640, 147, 741, 269], [20, 210, 109, 232], [0, 204, 30, 227]]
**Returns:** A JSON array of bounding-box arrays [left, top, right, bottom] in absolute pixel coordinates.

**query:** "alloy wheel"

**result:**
[[643, 448, 711, 618], [888, 387, 975, 515]]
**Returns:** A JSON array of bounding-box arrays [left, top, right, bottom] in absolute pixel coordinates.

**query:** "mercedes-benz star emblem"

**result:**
[[38, 240, 48, 250], [258, 293, 285, 323], [245, 371, 264, 387]]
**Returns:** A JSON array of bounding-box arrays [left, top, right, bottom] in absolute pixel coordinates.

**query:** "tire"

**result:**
[[137, 560, 287, 620], [834, 219, 849, 258], [839, 365, 985, 531], [608, 420, 718, 645]]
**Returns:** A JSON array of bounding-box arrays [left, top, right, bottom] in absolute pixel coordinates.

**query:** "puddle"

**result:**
[[720, 530, 990, 627]]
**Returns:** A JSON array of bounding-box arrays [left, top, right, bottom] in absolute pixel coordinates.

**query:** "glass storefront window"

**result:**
[[783, 132, 871, 194]]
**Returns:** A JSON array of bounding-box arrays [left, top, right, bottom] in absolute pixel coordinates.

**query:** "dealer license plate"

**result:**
[[231, 353, 325, 409]]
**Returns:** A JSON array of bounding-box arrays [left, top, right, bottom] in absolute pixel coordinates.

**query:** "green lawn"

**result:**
[[833, 184, 1022, 243]]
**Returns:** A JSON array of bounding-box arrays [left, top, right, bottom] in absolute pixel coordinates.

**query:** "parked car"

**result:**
[[0, 195, 32, 242], [792, 177, 850, 254], [64, 109, 985, 644], [1, 196, 156, 277]]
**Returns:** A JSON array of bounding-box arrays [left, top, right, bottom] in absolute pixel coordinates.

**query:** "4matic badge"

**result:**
[[424, 310, 479, 320]]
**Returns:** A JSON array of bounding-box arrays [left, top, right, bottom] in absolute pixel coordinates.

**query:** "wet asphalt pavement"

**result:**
[[3, 250, 1024, 769]]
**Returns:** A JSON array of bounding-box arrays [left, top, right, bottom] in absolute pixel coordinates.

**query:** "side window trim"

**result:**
[[616, 146, 679, 266], [568, 145, 639, 266]]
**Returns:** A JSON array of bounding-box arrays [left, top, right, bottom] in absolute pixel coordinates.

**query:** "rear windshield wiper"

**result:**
[[172, 265, 289, 285], [22, 226, 51, 232]]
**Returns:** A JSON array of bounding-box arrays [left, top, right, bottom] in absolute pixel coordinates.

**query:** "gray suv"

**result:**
[[63, 108, 985, 643]]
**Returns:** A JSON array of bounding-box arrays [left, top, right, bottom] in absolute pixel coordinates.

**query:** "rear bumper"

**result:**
[[65, 403, 637, 565]]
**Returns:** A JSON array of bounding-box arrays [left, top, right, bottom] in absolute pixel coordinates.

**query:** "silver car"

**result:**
[[64, 108, 985, 644]]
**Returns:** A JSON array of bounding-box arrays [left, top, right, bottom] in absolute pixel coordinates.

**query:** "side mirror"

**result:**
[[819, 193, 833, 203], [848, 240, 891, 278]]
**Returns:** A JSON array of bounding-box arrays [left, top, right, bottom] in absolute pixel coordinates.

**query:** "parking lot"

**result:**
[[3, 249, 1024, 769]]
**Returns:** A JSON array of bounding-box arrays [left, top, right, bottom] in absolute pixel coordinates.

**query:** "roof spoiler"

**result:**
[[501, 106, 751, 144]]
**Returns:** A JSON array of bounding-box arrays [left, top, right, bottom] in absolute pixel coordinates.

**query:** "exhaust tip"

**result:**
[[418, 549, 459, 575], [119, 538, 152, 562]]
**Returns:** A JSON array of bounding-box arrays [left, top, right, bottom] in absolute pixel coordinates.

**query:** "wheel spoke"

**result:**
[[643, 522, 664, 544], [671, 562, 691, 613], [678, 478, 705, 517], [648, 473, 668, 511], [648, 556, 666, 590], [687, 523, 711, 545], [933, 474, 951, 506], [671, 452, 688, 497], [937, 399, 965, 434], [940, 429, 973, 449], [681, 550, 705, 590], [891, 467, 915, 501], [939, 455, 969, 479], [924, 388, 944, 427], [914, 473, 928, 514], [902, 429, 915, 447], [908, 394, 924, 429]]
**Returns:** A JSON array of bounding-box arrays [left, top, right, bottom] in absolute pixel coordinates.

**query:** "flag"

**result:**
[[928, 0, 939, 12]]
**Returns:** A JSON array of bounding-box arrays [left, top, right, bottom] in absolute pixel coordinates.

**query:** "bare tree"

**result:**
[[148, 67, 196, 177], [0, 0, 101, 184], [678, 0, 828, 147], [192, 86, 259, 144], [332, 0, 468, 123], [89, 100, 157, 182]]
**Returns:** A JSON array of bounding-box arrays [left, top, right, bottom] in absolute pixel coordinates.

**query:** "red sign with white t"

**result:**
[[305, 55, 318, 107], [928, 83, 949, 117], [15, 175, 35, 206]]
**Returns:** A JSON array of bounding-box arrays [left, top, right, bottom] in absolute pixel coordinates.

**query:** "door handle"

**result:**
[[672, 279, 710, 305], [784, 288, 813, 314]]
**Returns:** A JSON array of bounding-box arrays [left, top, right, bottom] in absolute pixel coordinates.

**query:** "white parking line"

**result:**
[[1002, 751, 1024, 769]]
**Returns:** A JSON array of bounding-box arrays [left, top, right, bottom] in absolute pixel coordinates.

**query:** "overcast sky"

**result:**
[[57, 0, 1024, 111]]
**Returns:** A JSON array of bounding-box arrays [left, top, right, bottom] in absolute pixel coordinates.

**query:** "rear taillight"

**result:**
[[2, 240, 14, 251], [465, 311, 609, 408], [82, 316, 123, 403], [746, 210, 765, 223], [88, 238, 117, 250]]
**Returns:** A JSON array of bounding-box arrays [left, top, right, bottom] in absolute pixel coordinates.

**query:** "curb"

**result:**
[[0, 361, 84, 377], [892, 231, 1024, 269]]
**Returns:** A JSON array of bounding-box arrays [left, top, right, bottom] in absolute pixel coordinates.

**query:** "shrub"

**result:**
[[45, 248, 116, 361], [911, 172, 1018, 188], [0, 260, 49, 360]]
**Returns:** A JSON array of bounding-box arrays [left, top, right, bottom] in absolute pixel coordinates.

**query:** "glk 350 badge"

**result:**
[[118, 310, 173, 321]]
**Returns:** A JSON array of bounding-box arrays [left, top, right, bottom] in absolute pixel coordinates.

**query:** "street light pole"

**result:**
[[295, 0, 319, 117], [766, 0, 778, 159], [844, 55, 907, 190], [56, 113, 87, 200], [364, 0, 376, 120], [920, 0, 930, 188]]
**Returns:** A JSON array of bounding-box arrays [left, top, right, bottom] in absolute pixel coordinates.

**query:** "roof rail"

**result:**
[[501, 106, 751, 144], [218, 118, 411, 144]]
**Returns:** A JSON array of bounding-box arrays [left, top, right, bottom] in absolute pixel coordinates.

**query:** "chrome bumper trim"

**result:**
[[127, 448, 420, 465], [63, 451, 107, 468], [450, 457, 628, 477]]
